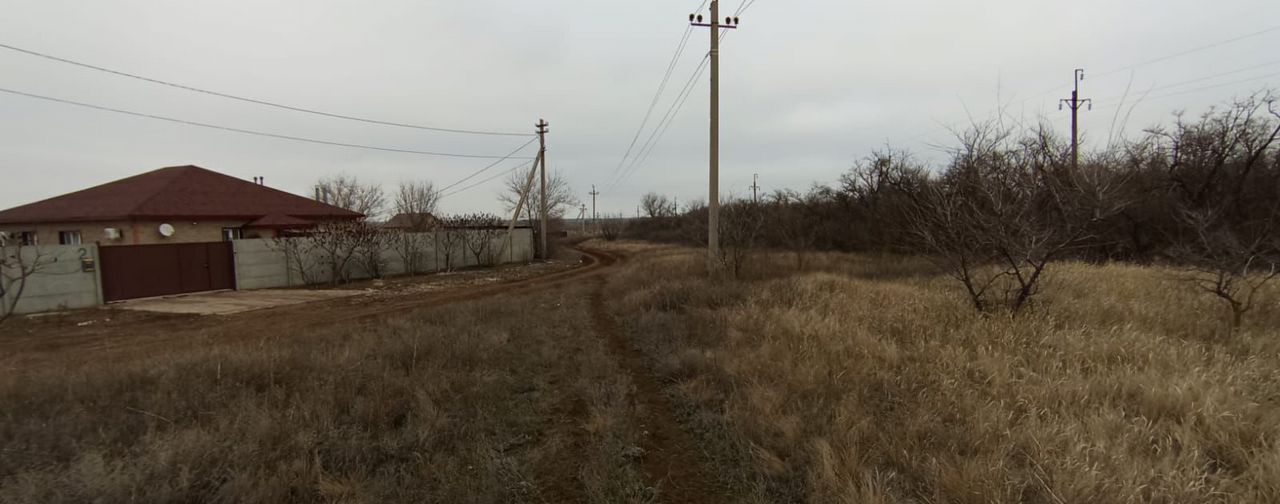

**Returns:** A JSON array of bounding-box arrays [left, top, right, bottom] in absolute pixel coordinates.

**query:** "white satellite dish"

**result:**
[[158, 223, 176, 237]]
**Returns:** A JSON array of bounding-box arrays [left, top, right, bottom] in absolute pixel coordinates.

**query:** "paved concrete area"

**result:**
[[115, 289, 363, 315]]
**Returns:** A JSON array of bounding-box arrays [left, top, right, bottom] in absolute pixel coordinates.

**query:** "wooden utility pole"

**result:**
[[692, 2, 739, 271], [536, 119, 549, 260], [1060, 69, 1091, 171]]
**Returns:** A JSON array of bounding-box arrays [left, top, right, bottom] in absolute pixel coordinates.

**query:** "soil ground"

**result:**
[[0, 255, 582, 372], [0, 243, 728, 502]]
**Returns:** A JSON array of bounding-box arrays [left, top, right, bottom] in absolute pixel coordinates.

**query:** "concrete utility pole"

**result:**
[[750, 173, 760, 203], [691, 2, 739, 271], [536, 119, 549, 260], [1060, 69, 1091, 171], [589, 185, 599, 222]]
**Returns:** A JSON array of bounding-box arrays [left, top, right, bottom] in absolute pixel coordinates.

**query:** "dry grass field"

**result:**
[[0, 267, 664, 503], [604, 243, 1280, 503], [3, 241, 1278, 503]]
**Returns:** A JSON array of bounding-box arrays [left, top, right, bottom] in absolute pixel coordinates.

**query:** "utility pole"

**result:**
[[750, 173, 760, 204], [578, 204, 588, 233], [536, 119, 549, 260], [691, 2, 739, 271], [1059, 69, 1091, 171], [589, 185, 600, 222]]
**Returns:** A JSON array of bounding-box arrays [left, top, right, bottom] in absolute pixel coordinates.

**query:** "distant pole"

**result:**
[[536, 119, 549, 260], [692, 1, 739, 271], [750, 173, 760, 203], [589, 185, 600, 222], [1060, 69, 1091, 171]]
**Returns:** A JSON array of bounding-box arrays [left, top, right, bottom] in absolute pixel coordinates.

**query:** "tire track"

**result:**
[[588, 248, 726, 504]]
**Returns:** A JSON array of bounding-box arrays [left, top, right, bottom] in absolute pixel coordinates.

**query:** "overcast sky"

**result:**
[[2, 0, 1277, 218]]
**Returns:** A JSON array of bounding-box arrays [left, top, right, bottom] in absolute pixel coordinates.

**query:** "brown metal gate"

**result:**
[[99, 242, 236, 302]]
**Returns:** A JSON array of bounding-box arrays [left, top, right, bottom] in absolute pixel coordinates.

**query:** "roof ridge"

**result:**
[[127, 165, 197, 216]]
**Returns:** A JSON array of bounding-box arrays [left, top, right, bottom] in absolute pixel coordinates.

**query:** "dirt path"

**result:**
[[2, 249, 615, 372], [588, 248, 727, 504]]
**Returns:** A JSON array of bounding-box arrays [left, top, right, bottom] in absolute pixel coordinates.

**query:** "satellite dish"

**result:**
[[158, 223, 176, 237]]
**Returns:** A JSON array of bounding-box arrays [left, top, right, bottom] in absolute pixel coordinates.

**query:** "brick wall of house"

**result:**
[[3, 220, 253, 246]]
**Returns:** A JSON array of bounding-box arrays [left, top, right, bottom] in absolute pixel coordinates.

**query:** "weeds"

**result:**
[[606, 244, 1280, 503]]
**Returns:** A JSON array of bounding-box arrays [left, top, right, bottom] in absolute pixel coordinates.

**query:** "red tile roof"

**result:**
[[0, 165, 363, 224], [245, 214, 317, 229]]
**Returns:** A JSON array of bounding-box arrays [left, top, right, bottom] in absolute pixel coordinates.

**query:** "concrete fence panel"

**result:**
[[1, 244, 103, 316], [232, 228, 535, 290]]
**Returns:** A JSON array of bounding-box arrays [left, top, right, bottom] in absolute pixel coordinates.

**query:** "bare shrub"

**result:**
[[460, 213, 503, 266], [598, 214, 629, 241], [717, 200, 765, 278], [1, 244, 59, 324], [268, 235, 318, 285], [436, 215, 468, 271], [388, 230, 431, 276], [353, 225, 390, 279], [1171, 208, 1279, 328], [310, 221, 373, 284], [907, 123, 1128, 314]]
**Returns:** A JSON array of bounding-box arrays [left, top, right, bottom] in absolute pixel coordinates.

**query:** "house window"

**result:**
[[59, 230, 82, 245], [18, 231, 38, 246], [222, 227, 244, 241]]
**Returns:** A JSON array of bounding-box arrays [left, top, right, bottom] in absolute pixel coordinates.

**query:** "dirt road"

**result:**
[[2, 244, 727, 502], [1, 249, 612, 372]]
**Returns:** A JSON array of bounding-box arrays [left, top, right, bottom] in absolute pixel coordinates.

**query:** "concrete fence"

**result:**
[[233, 228, 535, 290], [1, 244, 104, 317], [1, 229, 534, 317]]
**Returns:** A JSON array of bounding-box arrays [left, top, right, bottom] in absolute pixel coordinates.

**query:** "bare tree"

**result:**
[[1, 244, 58, 324], [437, 215, 469, 271], [1171, 207, 1279, 329], [640, 193, 676, 218], [317, 174, 386, 220], [394, 181, 441, 230], [499, 169, 578, 223]]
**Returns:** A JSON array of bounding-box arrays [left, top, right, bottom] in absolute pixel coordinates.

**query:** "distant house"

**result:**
[[383, 212, 440, 231], [0, 165, 362, 246]]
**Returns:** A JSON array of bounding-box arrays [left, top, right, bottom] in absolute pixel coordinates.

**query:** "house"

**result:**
[[383, 212, 441, 231], [0, 165, 362, 246]]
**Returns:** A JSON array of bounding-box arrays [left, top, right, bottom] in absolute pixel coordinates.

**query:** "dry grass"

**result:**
[[604, 244, 1280, 503], [0, 284, 653, 503]]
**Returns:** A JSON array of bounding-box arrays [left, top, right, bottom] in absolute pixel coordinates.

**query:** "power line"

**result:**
[[0, 87, 538, 159], [439, 158, 537, 200], [1092, 61, 1280, 105], [611, 26, 696, 180], [435, 137, 540, 193], [618, 55, 710, 187], [1092, 25, 1280, 80], [1095, 70, 1280, 108], [0, 42, 532, 137]]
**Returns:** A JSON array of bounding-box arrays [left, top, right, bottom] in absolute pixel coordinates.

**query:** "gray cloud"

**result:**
[[2, 0, 1277, 217]]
